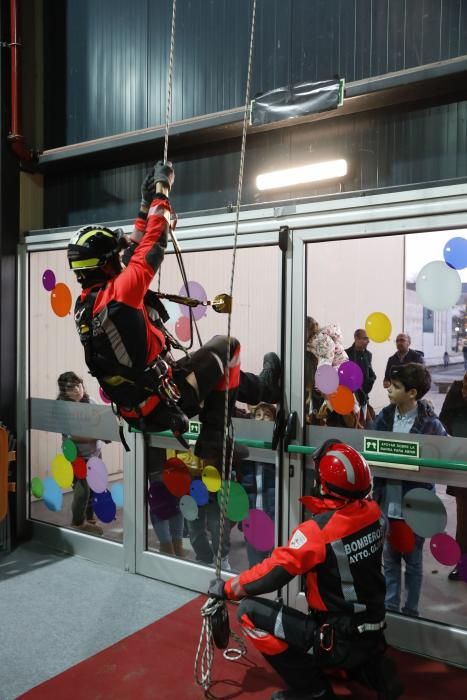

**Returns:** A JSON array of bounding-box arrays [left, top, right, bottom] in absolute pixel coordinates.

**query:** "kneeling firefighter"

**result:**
[[208, 440, 404, 700], [67, 161, 280, 461]]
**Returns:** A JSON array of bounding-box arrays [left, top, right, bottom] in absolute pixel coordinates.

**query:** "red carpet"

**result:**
[[19, 595, 467, 700]]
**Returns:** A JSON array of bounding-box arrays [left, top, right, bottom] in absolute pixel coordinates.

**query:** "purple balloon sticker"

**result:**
[[179, 281, 207, 321], [456, 552, 467, 582], [42, 269, 56, 292], [148, 481, 178, 520], [86, 457, 109, 493], [242, 509, 275, 552], [430, 533, 461, 566], [315, 364, 339, 395], [338, 360, 364, 392], [92, 490, 116, 523]]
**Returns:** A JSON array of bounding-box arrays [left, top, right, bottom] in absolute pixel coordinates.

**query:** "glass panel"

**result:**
[[144, 246, 280, 572], [28, 250, 124, 541], [305, 229, 467, 629], [303, 460, 467, 628]]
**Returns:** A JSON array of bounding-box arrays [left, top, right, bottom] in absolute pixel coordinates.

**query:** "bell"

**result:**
[[212, 294, 232, 314]]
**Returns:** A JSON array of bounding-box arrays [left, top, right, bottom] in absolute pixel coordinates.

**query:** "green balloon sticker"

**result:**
[[31, 476, 44, 499], [217, 481, 249, 522], [62, 438, 78, 463]]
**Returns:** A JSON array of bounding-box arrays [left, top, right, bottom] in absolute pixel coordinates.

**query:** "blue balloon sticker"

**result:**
[[443, 236, 467, 270], [43, 476, 63, 512], [190, 479, 209, 506], [92, 490, 116, 523], [111, 482, 124, 508]]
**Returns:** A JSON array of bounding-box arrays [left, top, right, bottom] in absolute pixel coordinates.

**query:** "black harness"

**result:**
[[74, 286, 189, 449]]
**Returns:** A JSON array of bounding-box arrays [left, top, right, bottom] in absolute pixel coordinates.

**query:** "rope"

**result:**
[[159, 0, 203, 348], [163, 0, 177, 165], [217, 0, 257, 576], [194, 0, 257, 693]]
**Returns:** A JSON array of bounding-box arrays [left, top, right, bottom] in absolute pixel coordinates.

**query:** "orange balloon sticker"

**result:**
[[327, 385, 355, 415], [50, 282, 72, 317]]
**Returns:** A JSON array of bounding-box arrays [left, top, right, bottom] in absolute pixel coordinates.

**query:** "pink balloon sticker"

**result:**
[[315, 364, 339, 395], [430, 533, 461, 566], [242, 509, 275, 552], [86, 457, 109, 493], [99, 386, 111, 404], [175, 315, 191, 342]]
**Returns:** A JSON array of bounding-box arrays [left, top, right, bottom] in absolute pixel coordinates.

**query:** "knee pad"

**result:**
[[201, 335, 240, 367]]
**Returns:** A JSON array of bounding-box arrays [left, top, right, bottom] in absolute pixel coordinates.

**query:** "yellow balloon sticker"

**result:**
[[202, 465, 221, 493], [51, 453, 74, 489], [365, 311, 392, 343]]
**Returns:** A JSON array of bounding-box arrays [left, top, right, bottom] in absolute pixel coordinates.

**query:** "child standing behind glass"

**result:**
[[371, 363, 447, 616], [57, 371, 104, 536]]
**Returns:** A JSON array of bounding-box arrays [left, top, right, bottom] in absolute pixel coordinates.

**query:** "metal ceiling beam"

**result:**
[[36, 55, 467, 175]]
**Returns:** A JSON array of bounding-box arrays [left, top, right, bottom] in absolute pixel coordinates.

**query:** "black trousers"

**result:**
[[237, 598, 386, 694], [132, 335, 263, 432]]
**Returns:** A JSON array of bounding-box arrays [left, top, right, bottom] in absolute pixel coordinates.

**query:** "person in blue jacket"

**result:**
[[371, 363, 447, 617]]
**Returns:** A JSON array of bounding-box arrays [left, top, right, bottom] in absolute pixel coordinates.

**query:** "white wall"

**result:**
[[307, 235, 405, 412]]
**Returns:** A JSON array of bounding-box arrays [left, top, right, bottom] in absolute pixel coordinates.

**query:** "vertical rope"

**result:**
[[164, 0, 177, 165], [216, 0, 257, 581], [195, 3, 257, 693], [159, 0, 176, 293]]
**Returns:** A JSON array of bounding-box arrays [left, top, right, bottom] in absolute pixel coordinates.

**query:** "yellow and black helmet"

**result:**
[[67, 225, 126, 272]]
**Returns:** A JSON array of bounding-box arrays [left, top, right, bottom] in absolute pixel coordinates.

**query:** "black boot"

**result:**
[[352, 654, 404, 700], [258, 352, 281, 403]]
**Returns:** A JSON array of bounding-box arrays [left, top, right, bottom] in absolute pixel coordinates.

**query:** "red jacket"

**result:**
[[225, 496, 386, 624], [75, 198, 171, 417]]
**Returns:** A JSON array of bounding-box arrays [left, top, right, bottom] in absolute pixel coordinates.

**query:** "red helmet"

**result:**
[[314, 440, 372, 500]]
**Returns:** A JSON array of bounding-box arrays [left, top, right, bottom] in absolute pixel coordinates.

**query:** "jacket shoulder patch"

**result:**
[[289, 528, 307, 549]]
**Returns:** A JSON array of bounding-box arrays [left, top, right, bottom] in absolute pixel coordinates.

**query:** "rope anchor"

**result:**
[[155, 291, 232, 314]]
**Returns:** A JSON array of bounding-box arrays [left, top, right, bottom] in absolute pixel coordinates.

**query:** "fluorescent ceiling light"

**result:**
[[256, 159, 348, 191]]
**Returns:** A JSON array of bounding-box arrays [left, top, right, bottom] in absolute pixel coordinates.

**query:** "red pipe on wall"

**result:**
[[7, 0, 35, 162]]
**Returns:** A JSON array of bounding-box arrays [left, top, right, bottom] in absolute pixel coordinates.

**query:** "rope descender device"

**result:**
[[155, 291, 232, 314]]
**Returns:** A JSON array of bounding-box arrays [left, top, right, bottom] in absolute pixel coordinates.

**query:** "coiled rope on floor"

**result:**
[[194, 0, 257, 693]]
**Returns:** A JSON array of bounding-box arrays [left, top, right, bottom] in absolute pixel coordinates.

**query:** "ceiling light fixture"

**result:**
[[256, 159, 348, 191]]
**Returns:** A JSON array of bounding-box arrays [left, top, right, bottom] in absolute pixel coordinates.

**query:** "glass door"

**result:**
[[23, 244, 127, 567], [134, 239, 288, 592], [286, 186, 467, 667]]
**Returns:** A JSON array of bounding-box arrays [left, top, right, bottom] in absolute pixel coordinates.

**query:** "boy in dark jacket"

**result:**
[[372, 363, 447, 616]]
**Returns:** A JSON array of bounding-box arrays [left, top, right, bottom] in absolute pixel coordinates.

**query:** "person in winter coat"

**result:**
[[372, 363, 447, 616], [345, 329, 377, 425]]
